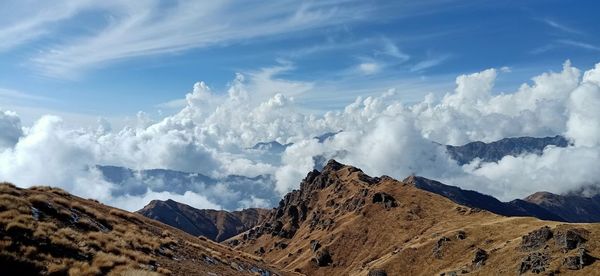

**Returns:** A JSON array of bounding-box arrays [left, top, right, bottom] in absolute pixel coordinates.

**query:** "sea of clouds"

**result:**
[[1, 61, 600, 210]]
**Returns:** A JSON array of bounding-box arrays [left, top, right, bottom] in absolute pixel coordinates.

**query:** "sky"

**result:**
[[1, 0, 599, 126], [2, 0, 600, 211]]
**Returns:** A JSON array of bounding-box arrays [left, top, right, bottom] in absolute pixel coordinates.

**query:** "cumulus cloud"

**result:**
[[3, 60, 600, 210]]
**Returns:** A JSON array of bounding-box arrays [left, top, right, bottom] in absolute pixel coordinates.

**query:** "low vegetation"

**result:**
[[0, 183, 283, 276]]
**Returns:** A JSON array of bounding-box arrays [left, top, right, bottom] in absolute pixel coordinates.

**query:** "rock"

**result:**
[[310, 240, 321, 252], [274, 241, 288, 250], [372, 192, 398, 208], [555, 228, 588, 251], [521, 226, 553, 251], [368, 268, 387, 276], [433, 237, 450, 259], [563, 248, 594, 270], [472, 248, 488, 267], [518, 252, 549, 274], [313, 248, 333, 267]]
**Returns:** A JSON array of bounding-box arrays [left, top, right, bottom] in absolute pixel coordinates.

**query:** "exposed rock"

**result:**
[[518, 252, 550, 274], [313, 248, 333, 267], [368, 268, 387, 276], [433, 237, 451, 259], [472, 248, 488, 267], [563, 248, 594, 270], [555, 228, 589, 251], [521, 226, 553, 251], [372, 192, 398, 208], [274, 241, 288, 250], [310, 240, 321, 252]]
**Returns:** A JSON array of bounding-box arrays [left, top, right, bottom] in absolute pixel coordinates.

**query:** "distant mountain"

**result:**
[[250, 141, 292, 153], [95, 165, 279, 210], [523, 192, 600, 223], [404, 175, 564, 221], [138, 199, 270, 242], [313, 131, 341, 143], [446, 135, 569, 165], [248, 131, 342, 153]]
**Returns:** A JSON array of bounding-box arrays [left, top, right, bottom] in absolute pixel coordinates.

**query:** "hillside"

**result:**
[[138, 199, 270, 242], [0, 183, 285, 276], [227, 160, 600, 275]]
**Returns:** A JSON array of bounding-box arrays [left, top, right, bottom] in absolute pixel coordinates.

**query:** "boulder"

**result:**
[[368, 268, 387, 276], [310, 240, 321, 252], [521, 226, 553, 251], [372, 192, 398, 208], [313, 248, 333, 267], [518, 252, 549, 274], [472, 248, 488, 267], [555, 228, 588, 251], [563, 248, 594, 270], [433, 237, 451, 259]]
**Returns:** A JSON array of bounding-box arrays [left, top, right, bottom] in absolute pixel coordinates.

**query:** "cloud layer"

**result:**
[[2, 61, 600, 209]]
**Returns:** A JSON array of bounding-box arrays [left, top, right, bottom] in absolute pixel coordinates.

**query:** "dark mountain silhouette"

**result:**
[[446, 135, 569, 165]]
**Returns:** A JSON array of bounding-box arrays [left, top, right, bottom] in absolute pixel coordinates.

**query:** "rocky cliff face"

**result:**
[[137, 199, 270, 242], [226, 160, 600, 276]]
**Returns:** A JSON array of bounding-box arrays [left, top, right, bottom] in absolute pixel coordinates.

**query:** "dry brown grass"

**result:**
[[0, 183, 283, 276]]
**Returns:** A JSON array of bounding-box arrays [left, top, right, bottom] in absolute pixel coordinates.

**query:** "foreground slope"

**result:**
[[138, 199, 270, 242], [0, 183, 284, 275], [228, 160, 600, 275]]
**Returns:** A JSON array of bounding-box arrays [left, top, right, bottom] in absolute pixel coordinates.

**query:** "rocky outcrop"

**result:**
[[555, 228, 589, 251], [472, 248, 488, 267], [518, 252, 550, 274], [240, 160, 378, 242], [368, 269, 387, 276], [313, 248, 333, 266], [521, 226, 553, 251], [563, 248, 594, 270], [372, 192, 397, 208]]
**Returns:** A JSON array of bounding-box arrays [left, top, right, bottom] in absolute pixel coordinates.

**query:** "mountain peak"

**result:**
[[322, 159, 345, 172]]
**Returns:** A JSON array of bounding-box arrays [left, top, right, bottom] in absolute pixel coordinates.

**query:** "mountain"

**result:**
[[95, 165, 279, 210], [0, 183, 284, 276], [405, 175, 565, 221], [250, 141, 292, 153], [523, 192, 600, 223], [446, 135, 569, 165], [227, 160, 600, 275], [138, 199, 270, 242]]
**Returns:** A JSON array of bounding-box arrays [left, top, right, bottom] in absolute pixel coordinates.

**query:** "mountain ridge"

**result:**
[[137, 199, 270, 242]]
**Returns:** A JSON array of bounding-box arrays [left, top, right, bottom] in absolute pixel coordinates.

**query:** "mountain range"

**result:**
[[2, 159, 600, 275]]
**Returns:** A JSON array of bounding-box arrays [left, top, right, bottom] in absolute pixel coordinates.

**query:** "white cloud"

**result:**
[[18, 1, 371, 78], [410, 54, 451, 72], [3, 60, 600, 210], [358, 62, 381, 75]]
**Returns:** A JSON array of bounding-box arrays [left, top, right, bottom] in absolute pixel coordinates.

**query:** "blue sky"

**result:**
[[1, 0, 599, 126]]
